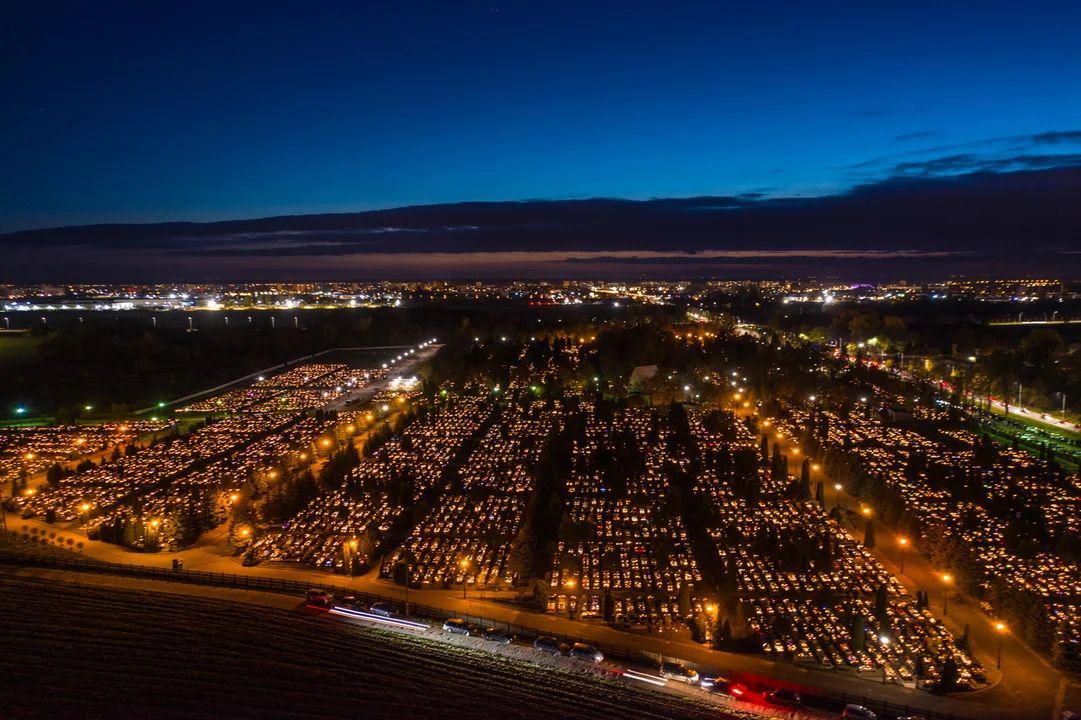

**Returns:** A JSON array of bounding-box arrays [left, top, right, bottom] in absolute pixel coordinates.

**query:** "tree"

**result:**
[[530, 577, 550, 611], [799, 459, 811, 500], [46, 463, 64, 485], [815, 481, 826, 509], [508, 522, 538, 580], [850, 612, 865, 652], [874, 583, 889, 630], [937, 657, 959, 694]]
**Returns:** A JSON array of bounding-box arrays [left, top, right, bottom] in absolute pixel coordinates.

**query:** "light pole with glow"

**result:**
[[942, 574, 952, 615], [995, 622, 1006, 670], [898, 537, 908, 574], [879, 635, 891, 684]]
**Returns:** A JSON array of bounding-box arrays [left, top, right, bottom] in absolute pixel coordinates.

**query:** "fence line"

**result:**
[[0, 550, 967, 720]]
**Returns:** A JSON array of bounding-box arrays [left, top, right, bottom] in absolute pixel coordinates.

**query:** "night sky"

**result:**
[[2, 1, 1080, 279]]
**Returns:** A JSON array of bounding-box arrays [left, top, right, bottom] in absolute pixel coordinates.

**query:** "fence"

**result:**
[[0, 549, 970, 720]]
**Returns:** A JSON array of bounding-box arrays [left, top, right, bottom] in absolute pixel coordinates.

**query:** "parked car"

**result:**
[[305, 589, 334, 608], [482, 627, 515, 644], [570, 643, 604, 663], [534, 636, 570, 655], [369, 601, 397, 618], [337, 596, 366, 612], [765, 688, 801, 707], [842, 705, 878, 720], [443, 618, 480, 636], [660, 662, 699, 684]]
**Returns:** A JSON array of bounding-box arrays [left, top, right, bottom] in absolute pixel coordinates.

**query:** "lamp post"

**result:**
[[564, 579, 576, 618], [995, 622, 1006, 670], [898, 537, 908, 575], [834, 483, 843, 509], [942, 574, 952, 616], [461, 559, 469, 599], [348, 539, 358, 578]]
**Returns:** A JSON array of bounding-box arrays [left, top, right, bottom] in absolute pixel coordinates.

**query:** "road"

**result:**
[[323, 344, 441, 411], [854, 356, 1077, 436]]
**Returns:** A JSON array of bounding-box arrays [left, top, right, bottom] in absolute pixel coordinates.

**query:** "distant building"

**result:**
[[628, 365, 658, 392], [887, 406, 914, 423]]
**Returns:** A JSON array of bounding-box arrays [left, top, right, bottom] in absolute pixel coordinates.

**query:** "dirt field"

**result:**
[[0, 572, 740, 720]]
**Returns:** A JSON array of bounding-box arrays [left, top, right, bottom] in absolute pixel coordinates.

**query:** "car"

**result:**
[[842, 704, 878, 720], [337, 595, 366, 612], [369, 601, 397, 618], [570, 643, 604, 663], [660, 662, 699, 684], [443, 618, 480, 636], [305, 589, 333, 608], [534, 636, 570, 655], [482, 627, 515, 644], [701, 677, 747, 699], [765, 688, 801, 707]]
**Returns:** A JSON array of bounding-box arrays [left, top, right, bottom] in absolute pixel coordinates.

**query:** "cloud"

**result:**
[[894, 130, 939, 142], [1030, 131, 1081, 146], [889, 153, 1081, 177], [3, 156, 1081, 280], [849, 129, 1081, 176]]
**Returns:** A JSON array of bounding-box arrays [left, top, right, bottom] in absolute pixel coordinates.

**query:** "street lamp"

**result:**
[[834, 483, 842, 508], [461, 559, 470, 599], [942, 574, 952, 615], [898, 538, 908, 574], [995, 622, 1006, 670]]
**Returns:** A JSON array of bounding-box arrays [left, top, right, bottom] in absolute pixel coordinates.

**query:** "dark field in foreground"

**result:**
[[0, 574, 730, 720]]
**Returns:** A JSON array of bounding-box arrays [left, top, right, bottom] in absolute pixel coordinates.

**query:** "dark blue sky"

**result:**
[[2, 0, 1080, 233]]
